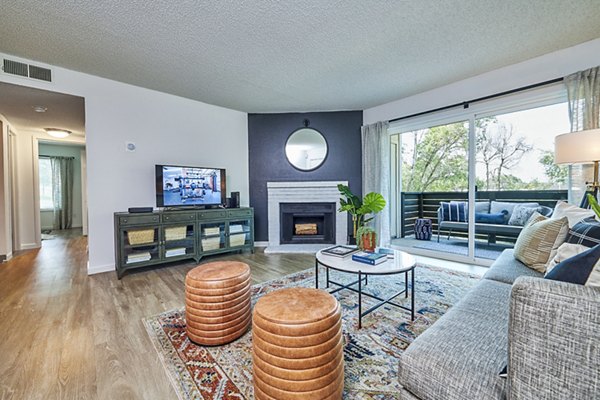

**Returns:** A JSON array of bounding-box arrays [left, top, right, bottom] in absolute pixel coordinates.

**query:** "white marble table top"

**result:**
[[316, 249, 416, 275]]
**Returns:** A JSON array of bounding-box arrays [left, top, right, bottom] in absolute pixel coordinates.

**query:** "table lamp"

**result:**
[[555, 128, 600, 207]]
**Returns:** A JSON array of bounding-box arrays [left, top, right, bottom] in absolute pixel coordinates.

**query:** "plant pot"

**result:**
[[360, 232, 376, 252]]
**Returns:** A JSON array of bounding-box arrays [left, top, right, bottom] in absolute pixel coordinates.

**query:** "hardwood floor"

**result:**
[[0, 233, 312, 399]]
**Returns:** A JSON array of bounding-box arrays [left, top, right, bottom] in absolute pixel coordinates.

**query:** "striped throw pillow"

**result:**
[[513, 212, 569, 273], [440, 201, 467, 222]]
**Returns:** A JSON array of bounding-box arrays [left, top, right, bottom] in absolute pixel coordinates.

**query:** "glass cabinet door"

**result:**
[[162, 223, 196, 259], [121, 227, 160, 265], [200, 222, 226, 252], [228, 220, 252, 248]]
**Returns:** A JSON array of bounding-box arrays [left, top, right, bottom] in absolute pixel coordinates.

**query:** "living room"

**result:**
[[1, 2, 599, 399]]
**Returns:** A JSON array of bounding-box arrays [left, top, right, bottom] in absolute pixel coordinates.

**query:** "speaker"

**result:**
[[230, 192, 239, 208]]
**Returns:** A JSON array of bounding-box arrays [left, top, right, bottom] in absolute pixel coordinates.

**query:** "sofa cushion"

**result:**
[[508, 204, 540, 226], [545, 244, 600, 287], [399, 279, 510, 400], [483, 249, 543, 284], [551, 200, 595, 228], [440, 201, 467, 222], [513, 213, 569, 273], [490, 201, 538, 220], [566, 218, 600, 248], [475, 211, 508, 224]]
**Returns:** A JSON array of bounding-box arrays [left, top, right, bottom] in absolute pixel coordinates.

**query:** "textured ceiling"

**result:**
[[1, 1, 600, 113], [0, 82, 85, 136]]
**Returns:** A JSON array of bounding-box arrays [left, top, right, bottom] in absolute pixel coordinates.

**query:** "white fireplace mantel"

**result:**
[[267, 181, 348, 247]]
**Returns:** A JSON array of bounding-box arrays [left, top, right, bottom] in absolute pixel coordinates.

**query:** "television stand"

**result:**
[[114, 207, 254, 279]]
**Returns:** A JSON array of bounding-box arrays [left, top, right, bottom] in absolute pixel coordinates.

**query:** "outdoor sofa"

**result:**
[[437, 201, 553, 243]]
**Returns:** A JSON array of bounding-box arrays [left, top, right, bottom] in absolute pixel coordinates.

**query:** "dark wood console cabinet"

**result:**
[[114, 207, 254, 279]]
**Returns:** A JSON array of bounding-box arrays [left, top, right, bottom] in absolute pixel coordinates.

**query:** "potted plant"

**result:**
[[337, 184, 386, 245], [356, 225, 377, 252]]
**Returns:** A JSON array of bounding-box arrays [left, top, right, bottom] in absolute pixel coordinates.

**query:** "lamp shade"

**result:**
[[555, 128, 600, 164]]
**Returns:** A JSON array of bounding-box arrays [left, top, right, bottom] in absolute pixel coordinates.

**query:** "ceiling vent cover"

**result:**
[[28, 65, 52, 82], [3, 59, 28, 77], [2, 58, 53, 82]]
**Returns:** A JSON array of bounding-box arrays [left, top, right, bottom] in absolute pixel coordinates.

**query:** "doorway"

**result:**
[[38, 142, 86, 244]]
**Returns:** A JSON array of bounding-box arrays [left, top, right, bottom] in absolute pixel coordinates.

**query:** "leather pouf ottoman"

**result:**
[[252, 287, 344, 400], [185, 261, 251, 346]]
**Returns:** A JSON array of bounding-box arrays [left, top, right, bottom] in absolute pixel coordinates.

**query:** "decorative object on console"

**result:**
[[513, 212, 569, 273], [337, 184, 386, 244], [128, 207, 154, 213], [554, 128, 600, 207]]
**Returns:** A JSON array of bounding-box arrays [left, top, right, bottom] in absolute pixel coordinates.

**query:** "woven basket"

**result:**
[[202, 237, 221, 251], [165, 226, 187, 241], [229, 233, 246, 247], [127, 229, 154, 245]]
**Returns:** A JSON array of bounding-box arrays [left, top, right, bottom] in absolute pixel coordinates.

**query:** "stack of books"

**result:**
[[126, 251, 152, 264], [165, 247, 187, 258], [352, 251, 387, 265]]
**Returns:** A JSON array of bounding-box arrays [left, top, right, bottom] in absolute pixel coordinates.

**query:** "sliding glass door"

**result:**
[[390, 93, 571, 264]]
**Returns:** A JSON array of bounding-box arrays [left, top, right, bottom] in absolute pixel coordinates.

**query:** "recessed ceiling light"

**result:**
[[32, 105, 47, 113], [45, 128, 71, 138]]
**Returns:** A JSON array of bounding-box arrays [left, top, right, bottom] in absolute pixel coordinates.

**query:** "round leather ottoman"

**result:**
[[185, 261, 251, 346], [252, 287, 344, 400]]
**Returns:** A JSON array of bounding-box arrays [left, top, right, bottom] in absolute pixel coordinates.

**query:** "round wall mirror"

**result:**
[[285, 128, 328, 171]]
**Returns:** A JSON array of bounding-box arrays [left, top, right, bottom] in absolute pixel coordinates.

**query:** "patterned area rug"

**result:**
[[144, 265, 479, 399]]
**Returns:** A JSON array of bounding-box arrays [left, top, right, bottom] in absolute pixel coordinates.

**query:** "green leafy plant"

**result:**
[[337, 184, 386, 239], [356, 225, 376, 251], [587, 193, 600, 219]]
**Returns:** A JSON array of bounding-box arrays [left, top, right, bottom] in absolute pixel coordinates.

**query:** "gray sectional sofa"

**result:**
[[398, 249, 600, 400]]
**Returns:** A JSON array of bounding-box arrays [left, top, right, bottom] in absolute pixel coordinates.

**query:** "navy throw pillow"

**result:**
[[440, 201, 467, 222], [475, 210, 508, 224], [545, 244, 600, 284], [566, 218, 600, 248]]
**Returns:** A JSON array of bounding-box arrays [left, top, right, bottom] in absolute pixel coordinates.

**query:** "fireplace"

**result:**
[[280, 203, 336, 245]]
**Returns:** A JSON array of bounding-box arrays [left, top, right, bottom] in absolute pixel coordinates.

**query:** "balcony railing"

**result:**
[[400, 190, 568, 243]]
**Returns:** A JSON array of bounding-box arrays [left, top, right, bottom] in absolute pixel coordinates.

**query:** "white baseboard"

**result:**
[[20, 243, 40, 250], [87, 261, 115, 275], [254, 241, 268, 247]]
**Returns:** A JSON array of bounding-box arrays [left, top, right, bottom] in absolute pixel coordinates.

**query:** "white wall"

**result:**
[[364, 38, 600, 124], [39, 143, 84, 230], [0, 53, 249, 274]]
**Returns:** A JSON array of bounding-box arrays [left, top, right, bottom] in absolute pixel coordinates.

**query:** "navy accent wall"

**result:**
[[248, 111, 363, 242]]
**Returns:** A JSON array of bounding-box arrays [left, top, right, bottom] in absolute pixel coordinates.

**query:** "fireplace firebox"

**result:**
[[279, 203, 336, 245]]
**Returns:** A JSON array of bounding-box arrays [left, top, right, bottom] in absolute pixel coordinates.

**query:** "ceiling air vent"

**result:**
[[2, 58, 53, 82], [3, 59, 28, 77], [28, 65, 52, 82]]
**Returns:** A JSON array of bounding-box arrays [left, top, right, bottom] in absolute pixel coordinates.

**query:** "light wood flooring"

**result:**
[[0, 232, 312, 400]]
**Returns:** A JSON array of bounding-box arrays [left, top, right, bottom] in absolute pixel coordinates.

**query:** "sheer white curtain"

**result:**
[[362, 121, 391, 247], [564, 66, 600, 204], [50, 156, 74, 230]]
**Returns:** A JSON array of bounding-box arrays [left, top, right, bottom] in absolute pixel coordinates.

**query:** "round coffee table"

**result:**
[[315, 249, 416, 328]]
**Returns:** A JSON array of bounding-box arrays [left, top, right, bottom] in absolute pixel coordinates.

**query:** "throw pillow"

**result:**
[[566, 218, 600, 248], [475, 211, 508, 224], [490, 201, 539, 221], [440, 201, 467, 222], [545, 244, 600, 287], [545, 242, 589, 275], [513, 212, 569, 273], [551, 201, 595, 228], [508, 205, 540, 226], [475, 201, 490, 214]]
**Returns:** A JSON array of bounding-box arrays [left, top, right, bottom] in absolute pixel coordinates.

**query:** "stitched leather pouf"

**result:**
[[252, 287, 344, 400], [185, 261, 251, 346]]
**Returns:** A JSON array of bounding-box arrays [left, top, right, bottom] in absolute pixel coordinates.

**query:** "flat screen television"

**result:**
[[156, 164, 226, 208]]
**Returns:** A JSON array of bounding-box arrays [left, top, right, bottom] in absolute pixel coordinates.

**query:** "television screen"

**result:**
[[156, 165, 226, 207]]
